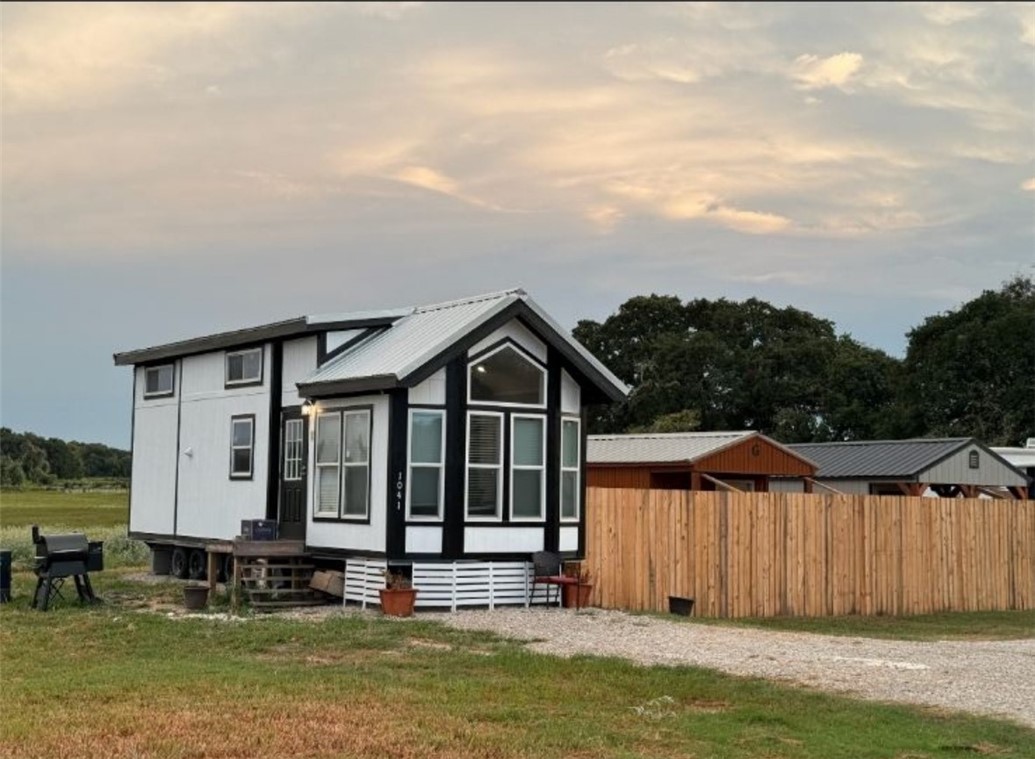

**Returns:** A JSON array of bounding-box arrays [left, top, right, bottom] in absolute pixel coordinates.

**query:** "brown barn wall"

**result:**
[[586, 467, 652, 489], [694, 437, 815, 477]]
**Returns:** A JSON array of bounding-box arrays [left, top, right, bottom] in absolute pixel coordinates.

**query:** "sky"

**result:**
[[2, 2, 1033, 449]]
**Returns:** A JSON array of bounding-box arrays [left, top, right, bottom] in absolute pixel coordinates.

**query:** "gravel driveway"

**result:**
[[439, 608, 1035, 727]]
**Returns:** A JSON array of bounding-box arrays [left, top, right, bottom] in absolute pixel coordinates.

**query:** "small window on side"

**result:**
[[968, 451, 979, 469], [226, 348, 263, 386], [230, 416, 255, 479], [144, 365, 175, 398]]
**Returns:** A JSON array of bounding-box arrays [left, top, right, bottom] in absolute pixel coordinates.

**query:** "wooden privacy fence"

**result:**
[[584, 487, 1035, 618]]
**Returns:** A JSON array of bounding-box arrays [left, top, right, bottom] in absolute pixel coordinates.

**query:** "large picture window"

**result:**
[[226, 347, 263, 387], [144, 364, 175, 398], [408, 410, 445, 520], [560, 417, 580, 521], [468, 344, 545, 406], [313, 408, 371, 520], [466, 412, 503, 520], [510, 415, 545, 520], [229, 415, 255, 480]]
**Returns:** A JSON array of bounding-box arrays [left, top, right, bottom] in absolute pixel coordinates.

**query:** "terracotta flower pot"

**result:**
[[379, 587, 418, 617], [562, 583, 593, 609]]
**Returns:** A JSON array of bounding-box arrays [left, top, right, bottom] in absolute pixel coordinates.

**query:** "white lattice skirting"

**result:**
[[343, 558, 560, 611]]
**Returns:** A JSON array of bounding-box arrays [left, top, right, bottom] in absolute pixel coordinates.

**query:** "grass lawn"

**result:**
[[0, 487, 128, 529], [1, 570, 1034, 759], [688, 610, 1035, 641]]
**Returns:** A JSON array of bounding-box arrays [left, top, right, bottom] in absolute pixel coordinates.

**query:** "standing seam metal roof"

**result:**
[[788, 439, 970, 479], [587, 431, 757, 464]]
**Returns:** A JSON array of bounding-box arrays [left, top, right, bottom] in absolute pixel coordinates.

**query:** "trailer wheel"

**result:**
[[188, 549, 207, 581], [170, 547, 189, 580], [218, 554, 235, 584]]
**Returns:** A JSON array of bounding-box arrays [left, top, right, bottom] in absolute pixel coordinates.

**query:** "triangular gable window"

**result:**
[[468, 344, 545, 406]]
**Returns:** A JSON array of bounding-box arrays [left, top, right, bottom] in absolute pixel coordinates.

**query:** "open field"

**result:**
[[690, 610, 1035, 641], [2, 570, 1035, 759]]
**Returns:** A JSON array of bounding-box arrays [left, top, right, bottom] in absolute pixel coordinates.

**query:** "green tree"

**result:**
[[901, 276, 1035, 446], [0, 455, 26, 488]]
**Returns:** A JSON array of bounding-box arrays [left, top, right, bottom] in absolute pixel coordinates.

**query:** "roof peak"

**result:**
[[793, 437, 972, 448], [413, 288, 525, 314], [590, 431, 754, 440]]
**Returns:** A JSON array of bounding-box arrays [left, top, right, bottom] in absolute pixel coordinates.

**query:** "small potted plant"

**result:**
[[379, 569, 418, 617], [562, 567, 593, 609]]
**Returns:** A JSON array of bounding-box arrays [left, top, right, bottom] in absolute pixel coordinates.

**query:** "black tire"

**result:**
[[170, 547, 190, 580], [188, 549, 207, 581], [218, 554, 234, 584]]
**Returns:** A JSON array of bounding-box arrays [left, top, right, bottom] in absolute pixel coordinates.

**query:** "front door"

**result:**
[[279, 409, 308, 541]]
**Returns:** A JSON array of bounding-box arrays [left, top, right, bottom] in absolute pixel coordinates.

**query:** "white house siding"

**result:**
[[921, 443, 1027, 487], [768, 479, 805, 494], [281, 336, 318, 408], [175, 347, 271, 540], [464, 527, 544, 554], [406, 526, 443, 554], [408, 368, 446, 406], [306, 394, 389, 553], [130, 365, 178, 535], [469, 319, 547, 362], [561, 369, 580, 414], [558, 526, 579, 552]]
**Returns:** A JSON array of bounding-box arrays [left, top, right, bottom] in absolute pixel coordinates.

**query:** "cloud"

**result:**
[[791, 52, 864, 90]]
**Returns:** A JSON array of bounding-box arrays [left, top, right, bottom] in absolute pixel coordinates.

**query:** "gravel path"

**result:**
[[439, 608, 1035, 727]]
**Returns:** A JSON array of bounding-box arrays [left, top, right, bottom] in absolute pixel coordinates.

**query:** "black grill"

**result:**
[[31, 525, 102, 611]]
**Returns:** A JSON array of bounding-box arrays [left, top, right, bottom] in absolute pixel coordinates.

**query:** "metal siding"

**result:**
[[588, 432, 753, 464], [585, 467, 652, 488], [468, 319, 547, 362], [922, 442, 1028, 487], [559, 526, 579, 552], [560, 369, 580, 414], [693, 437, 816, 476], [129, 366, 178, 535], [406, 526, 443, 554], [305, 395, 389, 553], [408, 368, 447, 405], [790, 439, 967, 479], [463, 527, 545, 553], [281, 336, 317, 407], [768, 478, 806, 493]]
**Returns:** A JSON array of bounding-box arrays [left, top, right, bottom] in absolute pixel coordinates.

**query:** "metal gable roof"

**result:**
[[788, 438, 971, 479], [587, 431, 757, 465], [297, 289, 629, 400]]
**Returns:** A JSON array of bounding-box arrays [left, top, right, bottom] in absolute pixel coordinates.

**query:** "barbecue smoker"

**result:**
[[31, 525, 103, 611]]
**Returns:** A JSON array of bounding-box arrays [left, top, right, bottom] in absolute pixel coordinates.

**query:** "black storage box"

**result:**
[[87, 541, 104, 572], [241, 519, 278, 541]]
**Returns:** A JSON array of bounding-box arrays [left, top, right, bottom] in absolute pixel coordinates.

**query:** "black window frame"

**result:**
[[225, 347, 264, 388], [143, 363, 175, 399], [229, 414, 256, 480]]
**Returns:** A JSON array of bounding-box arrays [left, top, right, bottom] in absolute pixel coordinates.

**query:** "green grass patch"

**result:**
[[0, 488, 145, 569], [686, 610, 1035, 641], [1, 571, 1033, 759]]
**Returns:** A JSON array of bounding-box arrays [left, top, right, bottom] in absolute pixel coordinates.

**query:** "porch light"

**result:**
[[476, 365, 487, 373], [301, 399, 315, 416]]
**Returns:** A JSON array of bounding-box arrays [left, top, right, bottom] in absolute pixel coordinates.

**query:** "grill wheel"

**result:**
[[170, 547, 189, 580], [218, 554, 234, 584], [188, 550, 207, 581]]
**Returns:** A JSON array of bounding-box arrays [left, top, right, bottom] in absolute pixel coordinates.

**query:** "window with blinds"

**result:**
[[313, 409, 371, 519], [314, 412, 341, 515], [466, 412, 502, 519], [511, 415, 545, 520], [560, 417, 580, 521], [408, 410, 445, 520]]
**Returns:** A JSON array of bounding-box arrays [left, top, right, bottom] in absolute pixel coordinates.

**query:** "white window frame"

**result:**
[[467, 342, 547, 409], [229, 416, 254, 480], [509, 413, 546, 522], [313, 411, 341, 517], [340, 409, 371, 520], [465, 411, 504, 522], [407, 409, 446, 522], [560, 416, 581, 523], [143, 364, 175, 398], [225, 347, 263, 386], [283, 418, 303, 482]]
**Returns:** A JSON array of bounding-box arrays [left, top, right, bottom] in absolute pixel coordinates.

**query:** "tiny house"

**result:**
[[114, 289, 627, 608]]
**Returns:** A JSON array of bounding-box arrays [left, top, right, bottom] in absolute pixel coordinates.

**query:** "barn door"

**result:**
[[279, 409, 308, 541]]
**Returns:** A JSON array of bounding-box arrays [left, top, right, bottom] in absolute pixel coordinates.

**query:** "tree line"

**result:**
[[0, 428, 131, 487], [573, 276, 1034, 446]]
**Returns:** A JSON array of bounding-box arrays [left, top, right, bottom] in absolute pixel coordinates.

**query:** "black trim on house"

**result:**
[[113, 314, 405, 366], [306, 546, 387, 560], [544, 346, 561, 552], [319, 328, 380, 366], [386, 390, 408, 558], [299, 374, 400, 398], [311, 404, 375, 523], [229, 414, 257, 480], [172, 361, 184, 535], [266, 341, 282, 520], [128, 368, 137, 530], [442, 356, 466, 559]]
